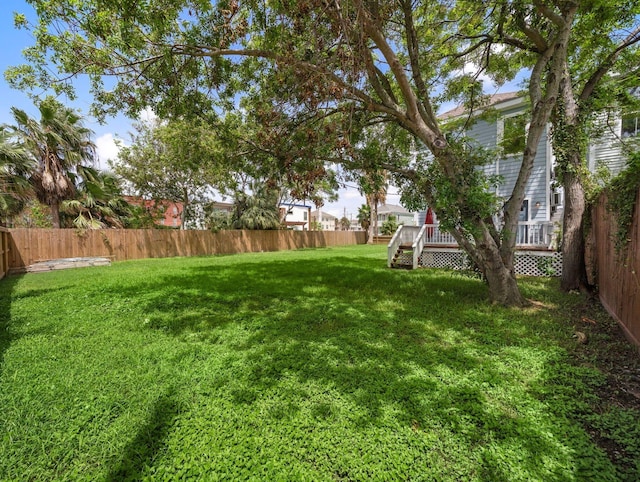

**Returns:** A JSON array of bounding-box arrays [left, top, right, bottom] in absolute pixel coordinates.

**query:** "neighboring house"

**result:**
[[124, 196, 184, 228], [435, 92, 634, 245], [280, 203, 312, 230], [310, 210, 338, 231], [349, 218, 362, 231], [208, 201, 234, 214], [376, 203, 417, 235]]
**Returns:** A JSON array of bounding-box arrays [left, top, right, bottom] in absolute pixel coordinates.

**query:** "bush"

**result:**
[[381, 214, 399, 235]]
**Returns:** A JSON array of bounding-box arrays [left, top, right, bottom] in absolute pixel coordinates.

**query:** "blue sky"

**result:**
[[0, 1, 135, 171]]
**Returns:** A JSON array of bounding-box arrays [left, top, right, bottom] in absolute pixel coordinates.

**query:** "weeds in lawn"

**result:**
[[0, 245, 638, 480]]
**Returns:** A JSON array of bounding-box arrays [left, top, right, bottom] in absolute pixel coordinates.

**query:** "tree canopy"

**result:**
[[0, 129, 33, 222], [112, 118, 228, 228]]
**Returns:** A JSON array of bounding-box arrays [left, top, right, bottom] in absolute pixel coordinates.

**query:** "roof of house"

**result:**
[[378, 203, 411, 214], [439, 92, 523, 119], [279, 202, 311, 209], [209, 201, 234, 211]]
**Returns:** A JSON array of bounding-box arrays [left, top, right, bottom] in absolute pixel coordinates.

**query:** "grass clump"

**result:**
[[0, 245, 638, 480]]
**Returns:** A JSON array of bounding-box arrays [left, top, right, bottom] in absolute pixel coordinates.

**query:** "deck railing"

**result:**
[[421, 222, 554, 248], [411, 224, 428, 269], [514, 221, 555, 247], [389, 221, 555, 267], [422, 224, 457, 245], [387, 225, 422, 267]]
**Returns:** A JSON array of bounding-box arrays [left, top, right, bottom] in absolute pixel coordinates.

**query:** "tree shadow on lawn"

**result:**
[[0, 275, 25, 376], [106, 388, 180, 482], [0, 276, 88, 376], [0, 276, 19, 375], [107, 254, 597, 478], [0, 275, 59, 375]]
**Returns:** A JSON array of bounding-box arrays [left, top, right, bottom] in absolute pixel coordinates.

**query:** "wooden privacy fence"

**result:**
[[590, 189, 640, 349], [0, 227, 9, 279], [6, 228, 365, 273]]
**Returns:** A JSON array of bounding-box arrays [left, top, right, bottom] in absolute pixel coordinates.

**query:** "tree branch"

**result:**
[[580, 24, 640, 103], [400, 0, 440, 131]]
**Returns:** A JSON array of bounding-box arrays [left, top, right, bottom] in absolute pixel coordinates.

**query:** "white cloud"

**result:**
[[343, 190, 364, 200], [95, 133, 124, 171], [138, 106, 158, 124]]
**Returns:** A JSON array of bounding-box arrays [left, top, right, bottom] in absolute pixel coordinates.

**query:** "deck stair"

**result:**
[[390, 244, 414, 268]]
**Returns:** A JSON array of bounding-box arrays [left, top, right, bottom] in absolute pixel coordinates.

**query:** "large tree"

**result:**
[[9, 98, 96, 228], [8, 0, 582, 305], [464, 1, 640, 292], [112, 118, 228, 229], [549, 7, 640, 291]]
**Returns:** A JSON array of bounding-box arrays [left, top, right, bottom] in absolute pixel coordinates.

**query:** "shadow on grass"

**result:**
[[106, 389, 180, 482], [99, 253, 603, 478], [0, 275, 24, 376], [0, 277, 85, 376]]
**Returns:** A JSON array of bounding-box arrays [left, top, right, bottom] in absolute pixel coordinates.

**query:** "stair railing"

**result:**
[[411, 224, 428, 269], [387, 225, 405, 267]]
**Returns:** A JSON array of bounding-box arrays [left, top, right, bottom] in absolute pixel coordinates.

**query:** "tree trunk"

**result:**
[[445, 219, 526, 306], [560, 163, 589, 291], [373, 203, 379, 238], [367, 204, 375, 243], [50, 200, 61, 228], [554, 63, 591, 292], [485, 263, 527, 306], [474, 227, 527, 306]]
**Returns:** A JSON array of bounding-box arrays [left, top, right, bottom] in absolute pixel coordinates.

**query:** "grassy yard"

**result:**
[[1, 245, 638, 481]]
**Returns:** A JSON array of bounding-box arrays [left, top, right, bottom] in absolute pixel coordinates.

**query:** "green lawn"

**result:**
[[1, 245, 638, 481]]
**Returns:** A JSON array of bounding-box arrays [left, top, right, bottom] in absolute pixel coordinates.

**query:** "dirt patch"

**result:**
[[572, 301, 640, 410], [565, 297, 640, 473]]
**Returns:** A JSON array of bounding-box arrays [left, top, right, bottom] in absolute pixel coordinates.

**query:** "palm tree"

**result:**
[[0, 129, 34, 224], [363, 169, 388, 242], [232, 185, 281, 230], [10, 98, 96, 228], [357, 204, 371, 238], [60, 166, 129, 229]]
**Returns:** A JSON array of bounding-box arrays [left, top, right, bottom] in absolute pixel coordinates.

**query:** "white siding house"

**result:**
[[310, 210, 338, 231], [376, 204, 417, 235], [279, 203, 311, 230], [390, 93, 636, 270], [430, 92, 634, 244]]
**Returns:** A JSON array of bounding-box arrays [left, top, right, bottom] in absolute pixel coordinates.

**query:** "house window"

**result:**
[[303, 211, 308, 221], [501, 114, 527, 155], [622, 115, 639, 138]]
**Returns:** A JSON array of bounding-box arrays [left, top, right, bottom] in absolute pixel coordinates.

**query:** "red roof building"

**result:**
[[124, 196, 184, 228]]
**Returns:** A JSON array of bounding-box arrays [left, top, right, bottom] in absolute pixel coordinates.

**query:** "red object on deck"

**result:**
[[425, 207, 434, 238]]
